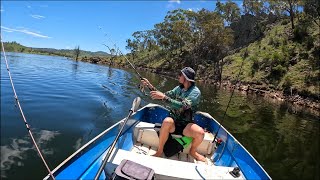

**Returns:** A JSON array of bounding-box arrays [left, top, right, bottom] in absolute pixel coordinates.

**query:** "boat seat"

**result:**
[[133, 122, 215, 155], [105, 148, 244, 179]]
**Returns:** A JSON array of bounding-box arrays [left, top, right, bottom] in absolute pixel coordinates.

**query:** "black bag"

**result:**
[[163, 134, 184, 157], [113, 159, 155, 180]]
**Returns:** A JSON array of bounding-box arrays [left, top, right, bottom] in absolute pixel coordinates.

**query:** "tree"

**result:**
[[154, 9, 195, 55], [267, 0, 303, 30], [74, 46, 80, 61], [215, 0, 241, 25], [242, 0, 266, 16], [303, 0, 320, 26], [194, 9, 234, 81], [103, 44, 117, 65]]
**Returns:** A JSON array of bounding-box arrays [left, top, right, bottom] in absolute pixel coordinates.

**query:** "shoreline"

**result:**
[[83, 57, 320, 116], [130, 65, 320, 114]]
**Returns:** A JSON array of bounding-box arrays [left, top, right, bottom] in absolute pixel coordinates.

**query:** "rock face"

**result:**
[[230, 13, 278, 48]]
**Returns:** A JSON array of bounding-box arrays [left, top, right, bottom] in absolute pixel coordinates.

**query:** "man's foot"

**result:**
[[190, 151, 206, 162], [152, 151, 163, 157]]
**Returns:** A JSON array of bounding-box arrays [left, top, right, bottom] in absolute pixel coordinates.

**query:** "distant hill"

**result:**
[[0, 42, 111, 58]]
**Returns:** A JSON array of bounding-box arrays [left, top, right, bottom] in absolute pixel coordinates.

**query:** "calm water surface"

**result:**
[[1, 53, 319, 179]]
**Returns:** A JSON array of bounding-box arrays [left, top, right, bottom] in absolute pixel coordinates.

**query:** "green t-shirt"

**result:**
[[165, 84, 201, 124]]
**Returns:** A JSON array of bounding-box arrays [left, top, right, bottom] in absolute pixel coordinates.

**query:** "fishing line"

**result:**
[[1, 34, 55, 180], [212, 56, 246, 144], [98, 26, 157, 93]]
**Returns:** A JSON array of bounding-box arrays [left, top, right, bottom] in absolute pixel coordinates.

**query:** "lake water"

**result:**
[[1, 53, 319, 179]]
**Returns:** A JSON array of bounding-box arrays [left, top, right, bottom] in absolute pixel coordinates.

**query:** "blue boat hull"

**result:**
[[44, 104, 271, 180]]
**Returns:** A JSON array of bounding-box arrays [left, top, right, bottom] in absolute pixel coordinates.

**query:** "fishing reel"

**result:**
[[138, 79, 157, 96], [214, 138, 223, 149], [137, 83, 148, 96]]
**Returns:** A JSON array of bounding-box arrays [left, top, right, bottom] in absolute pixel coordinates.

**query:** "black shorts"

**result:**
[[173, 122, 188, 135], [169, 113, 190, 135]]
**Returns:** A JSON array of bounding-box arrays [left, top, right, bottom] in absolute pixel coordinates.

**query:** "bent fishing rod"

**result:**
[[212, 54, 246, 144], [99, 27, 157, 92], [1, 35, 56, 180], [102, 44, 157, 94]]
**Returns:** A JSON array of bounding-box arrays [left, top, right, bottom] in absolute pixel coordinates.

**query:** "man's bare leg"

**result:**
[[153, 117, 175, 157], [183, 123, 206, 162]]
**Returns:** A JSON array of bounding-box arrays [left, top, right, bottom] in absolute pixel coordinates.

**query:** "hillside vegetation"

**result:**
[[222, 18, 319, 99], [110, 0, 319, 104], [115, 17, 319, 101]]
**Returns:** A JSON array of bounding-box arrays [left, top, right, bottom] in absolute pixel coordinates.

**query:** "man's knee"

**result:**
[[196, 128, 205, 138], [184, 123, 204, 138], [162, 117, 174, 129]]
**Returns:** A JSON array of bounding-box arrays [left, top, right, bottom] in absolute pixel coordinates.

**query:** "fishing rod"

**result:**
[[99, 27, 157, 92], [1, 35, 56, 180], [212, 54, 246, 144], [94, 97, 141, 180]]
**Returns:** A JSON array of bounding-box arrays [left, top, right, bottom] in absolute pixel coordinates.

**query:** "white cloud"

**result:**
[[1, 26, 51, 39], [27, 5, 31, 8], [2, 29, 13, 33], [1, 130, 60, 178], [30, 14, 45, 19], [188, 8, 193, 11], [167, 0, 181, 9], [73, 138, 82, 150], [169, 0, 181, 4]]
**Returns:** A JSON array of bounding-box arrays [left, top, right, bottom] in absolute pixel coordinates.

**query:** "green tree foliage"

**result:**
[[267, 0, 303, 30], [215, 0, 241, 25], [124, 1, 318, 96], [303, 0, 320, 26], [195, 9, 233, 62], [126, 8, 234, 81], [242, 0, 266, 16], [154, 9, 194, 53]]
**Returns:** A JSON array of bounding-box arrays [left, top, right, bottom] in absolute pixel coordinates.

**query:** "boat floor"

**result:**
[[105, 142, 245, 179]]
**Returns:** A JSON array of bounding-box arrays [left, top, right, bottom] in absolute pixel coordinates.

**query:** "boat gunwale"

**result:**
[[43, 111, 138, 180], [196, 111, 271, 179]]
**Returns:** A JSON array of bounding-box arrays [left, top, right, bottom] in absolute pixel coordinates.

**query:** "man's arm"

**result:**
[[165, 89, 200, 110]]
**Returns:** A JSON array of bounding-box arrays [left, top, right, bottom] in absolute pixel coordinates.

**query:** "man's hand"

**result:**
[[141, 78, 156, 91], [150, 91, 166, 100], [141, 78, 151, 87]]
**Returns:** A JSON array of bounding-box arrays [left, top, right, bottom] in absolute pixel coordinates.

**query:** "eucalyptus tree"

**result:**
[[126, 39, 138, 60], [154, 9, 194, 55], [303, 0, 320, 26], [195, 9, 234, 81], [267, 0, 303, 30], [215, 0, 241, 25], [242, 0, 266, 16]]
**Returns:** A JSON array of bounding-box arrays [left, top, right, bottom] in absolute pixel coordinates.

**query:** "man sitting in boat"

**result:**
[[141, 67, 206, 162]]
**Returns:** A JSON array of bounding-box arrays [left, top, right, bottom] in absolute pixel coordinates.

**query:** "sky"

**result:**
[[0, 0, 241, 53]]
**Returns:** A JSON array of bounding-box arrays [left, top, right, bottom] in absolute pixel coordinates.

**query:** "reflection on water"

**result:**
[[72, 61, 79, 75], [107, 67, 114, 79], [0, 130, 60, 178], [73, 138, 82, 150], [1, 53, 319, 179]]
